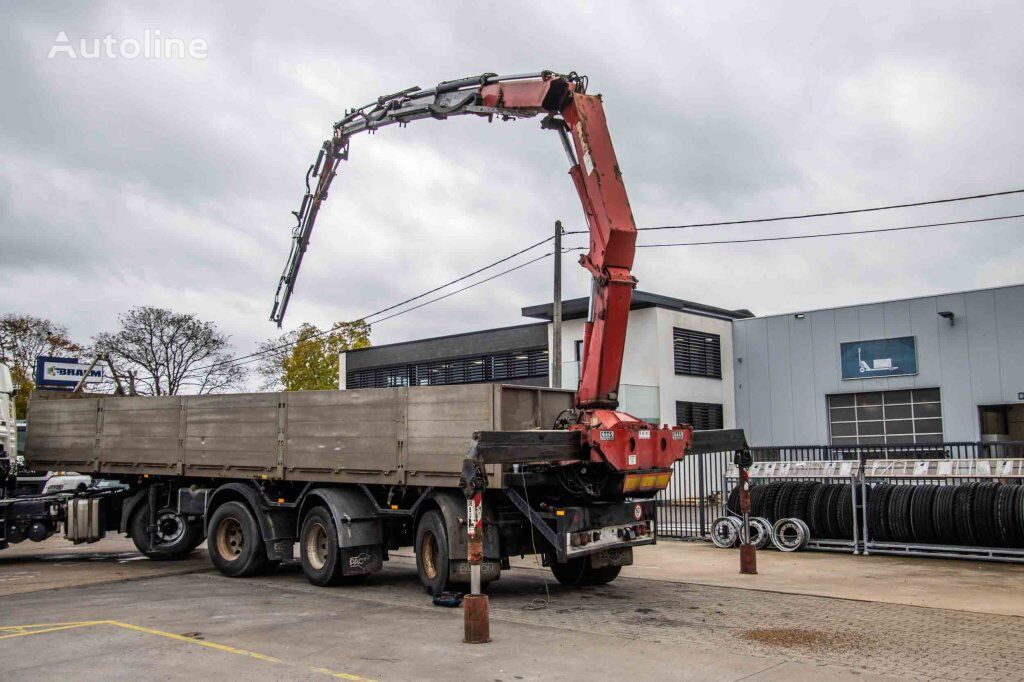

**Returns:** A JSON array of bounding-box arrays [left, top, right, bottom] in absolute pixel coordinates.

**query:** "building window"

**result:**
[[827, 388, 943, 446], [347, 348, 548, 389], [673, 328, 722, 378], [676, 401, 724, 430]]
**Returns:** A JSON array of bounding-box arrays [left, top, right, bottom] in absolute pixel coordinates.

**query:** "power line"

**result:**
[[198, 250, 555, 372], [637, 187, 1024, 232], [205, 187, 1024, 372], [632, 213, 1024, 248], [197, 237, 558, 372]]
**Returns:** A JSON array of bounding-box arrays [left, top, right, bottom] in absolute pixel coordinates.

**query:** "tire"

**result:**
[[726, 485, 742, 516], [820, 484, 842, 539], [994, 484, 1019, 548], [868, 483, 894, 542], [954, 482, 979, 546], [207, 501, 268, 578], [1014, 486, 1024, 548], [749, 485, 767, 518], [130, 499, 203, 561], [759, 482, 783, 523], [973, 482, 1001, 548], [773, 482, 797, 523], [789, 482, 818, 524], [888, 486, 915, 543], [835, 484, 854, 540], [299, 506, 349, 587], [932, 485, 958, 545], [909, 485, 938, 544], [807, 483, 831, 539], [415, 510, 451, 595]]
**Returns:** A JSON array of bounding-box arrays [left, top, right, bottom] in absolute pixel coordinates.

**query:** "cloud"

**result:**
[[1, 0, 1023, 386]]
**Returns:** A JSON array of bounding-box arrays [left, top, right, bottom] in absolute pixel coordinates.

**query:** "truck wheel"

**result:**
[[130, 501, 202, 561], [207, 501, 267, 577], [415, 510, 451, 595], [299, 506, 348, 587], [551, 556, 622, 587]]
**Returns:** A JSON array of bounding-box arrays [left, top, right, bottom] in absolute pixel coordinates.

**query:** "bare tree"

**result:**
[[0, 314, 84, 416], [93, 307, 246, 396]]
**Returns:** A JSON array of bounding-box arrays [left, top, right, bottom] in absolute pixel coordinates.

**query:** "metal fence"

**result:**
[[657, 440, 1024, 540]]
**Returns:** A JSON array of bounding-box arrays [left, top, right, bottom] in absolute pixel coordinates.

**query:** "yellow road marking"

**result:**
[[0, 619, 374, 680], [311, 667, 369, 680], [0, 621, 104, 639], [103, 621, 285, 664]]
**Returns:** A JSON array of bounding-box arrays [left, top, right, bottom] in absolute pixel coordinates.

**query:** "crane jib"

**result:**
[[268, 70, 694, 472]]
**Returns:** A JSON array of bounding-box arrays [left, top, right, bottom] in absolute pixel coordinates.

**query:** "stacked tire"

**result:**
[[737, 481, 858, 541], [865, 482, 1024, 547], [722, 480, 1024, 550]]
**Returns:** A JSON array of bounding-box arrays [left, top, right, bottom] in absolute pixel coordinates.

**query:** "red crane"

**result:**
[[271, 71, 692, 483]]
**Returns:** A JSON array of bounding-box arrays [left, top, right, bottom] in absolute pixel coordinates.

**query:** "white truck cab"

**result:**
[[0, 363, 16, 463]]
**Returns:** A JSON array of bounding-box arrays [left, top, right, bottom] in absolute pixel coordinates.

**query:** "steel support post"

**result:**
[[463, 488, 490, 643]]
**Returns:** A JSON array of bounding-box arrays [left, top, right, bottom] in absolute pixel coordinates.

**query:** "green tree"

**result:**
[[0, 314, 84, 418], [256, 321, 370, 391]]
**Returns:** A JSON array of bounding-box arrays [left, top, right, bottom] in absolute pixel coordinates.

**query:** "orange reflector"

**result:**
[[623, 471, 673, 492], [277, 498, 285, 504], [556, 510, 565, 516], [391, 505, 399, 510]]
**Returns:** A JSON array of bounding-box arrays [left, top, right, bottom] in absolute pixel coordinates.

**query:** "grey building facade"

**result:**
[[733, 283, 1024, 446]]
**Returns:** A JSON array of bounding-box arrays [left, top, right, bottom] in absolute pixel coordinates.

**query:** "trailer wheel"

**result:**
[[207, 501, 267, 577], [415, 511, 451, 595], [299, 506, 361, 587], [129, 500, 202, 561]]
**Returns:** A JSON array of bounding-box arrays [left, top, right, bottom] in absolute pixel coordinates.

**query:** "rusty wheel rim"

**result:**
[[305, 521, 329, 571], [215, 517, 244, 562], [422, 529, 439, 581]]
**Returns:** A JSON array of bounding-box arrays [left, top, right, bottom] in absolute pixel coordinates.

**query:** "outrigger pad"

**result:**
[[468, 430, 584, 465]]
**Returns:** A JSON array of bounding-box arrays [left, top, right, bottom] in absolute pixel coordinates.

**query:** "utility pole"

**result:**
[[551, 221, 563, 389]]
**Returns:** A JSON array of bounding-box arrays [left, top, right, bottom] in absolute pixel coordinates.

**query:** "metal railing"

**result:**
[[657, 441, 1024, 540]]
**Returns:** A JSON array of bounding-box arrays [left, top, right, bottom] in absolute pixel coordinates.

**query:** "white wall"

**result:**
[[654, 308, 736, 429], [548, 307, 736, 428]]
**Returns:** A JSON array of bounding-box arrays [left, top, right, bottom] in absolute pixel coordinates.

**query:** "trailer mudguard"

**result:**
[[207, 482, 296, 561], [119, 488, 149, 535], [298, 487, 382, 548], [299, 487, 384, 576]]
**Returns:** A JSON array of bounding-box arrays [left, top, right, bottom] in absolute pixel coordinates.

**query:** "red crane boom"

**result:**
[[271, 71, 692, 480]]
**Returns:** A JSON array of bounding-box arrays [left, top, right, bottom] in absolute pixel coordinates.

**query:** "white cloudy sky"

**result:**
[[2, 1, 1023, 375]]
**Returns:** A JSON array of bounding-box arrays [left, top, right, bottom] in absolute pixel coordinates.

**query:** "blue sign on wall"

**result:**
[[840, 337, 917, 380]]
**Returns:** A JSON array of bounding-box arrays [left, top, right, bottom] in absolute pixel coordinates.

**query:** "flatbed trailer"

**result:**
[[24, 384, 666, 591]]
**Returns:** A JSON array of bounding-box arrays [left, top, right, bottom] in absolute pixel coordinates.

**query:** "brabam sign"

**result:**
[[35, 356, 110, 389], [47, 30, 208, 60]]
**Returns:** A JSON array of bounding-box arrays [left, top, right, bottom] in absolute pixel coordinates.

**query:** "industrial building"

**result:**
[[733, 283, 1024, 446], [341, 291, 753, 429]]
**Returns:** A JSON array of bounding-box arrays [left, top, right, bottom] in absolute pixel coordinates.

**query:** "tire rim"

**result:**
[[305, 521, 329, 571], [215, 517, 244, 562], [421, 529, 439, 580], [156, 511, 186, 544]]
